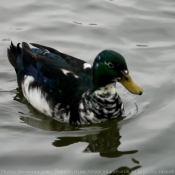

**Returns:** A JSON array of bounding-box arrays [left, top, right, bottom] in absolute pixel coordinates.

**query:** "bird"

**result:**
[[7, 42, 143, 125]]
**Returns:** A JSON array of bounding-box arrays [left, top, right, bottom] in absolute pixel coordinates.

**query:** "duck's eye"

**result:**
[[106, 62, 114, 68]]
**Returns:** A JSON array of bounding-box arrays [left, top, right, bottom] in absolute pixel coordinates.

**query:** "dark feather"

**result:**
[[7, 42, 21, 68], [30, 43, 92, 75]]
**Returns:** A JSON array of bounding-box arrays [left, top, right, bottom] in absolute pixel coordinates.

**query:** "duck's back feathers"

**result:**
[[8, 42, 93, 87], [30, 43, 92, 75]]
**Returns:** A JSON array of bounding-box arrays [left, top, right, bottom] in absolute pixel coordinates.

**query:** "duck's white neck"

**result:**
[[94, 83, 117, 96]]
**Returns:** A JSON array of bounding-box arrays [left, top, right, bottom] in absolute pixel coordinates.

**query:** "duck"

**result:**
[[7, 42, 143, 125]]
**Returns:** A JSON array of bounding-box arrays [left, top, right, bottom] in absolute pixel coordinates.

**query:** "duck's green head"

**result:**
[[92, 50, 143, 95]]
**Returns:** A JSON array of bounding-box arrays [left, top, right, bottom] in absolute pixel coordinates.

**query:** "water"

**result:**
[[0, 0, 175, 174]]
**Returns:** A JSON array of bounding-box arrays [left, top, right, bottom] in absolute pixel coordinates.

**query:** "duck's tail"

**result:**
[[7, 41, 21, 68]]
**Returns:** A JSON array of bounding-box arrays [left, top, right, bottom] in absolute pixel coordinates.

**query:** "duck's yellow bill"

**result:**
[[119, 71, 143, 95]]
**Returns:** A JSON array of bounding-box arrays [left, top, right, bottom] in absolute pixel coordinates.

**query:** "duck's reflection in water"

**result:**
[[108, 164, 141, 175], [52, 121, 137, 158]]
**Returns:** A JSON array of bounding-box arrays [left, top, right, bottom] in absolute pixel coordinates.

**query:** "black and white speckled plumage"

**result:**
[[78, 86, 124, 124]]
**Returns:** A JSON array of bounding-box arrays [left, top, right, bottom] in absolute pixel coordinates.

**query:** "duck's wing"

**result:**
[[20, 43, 73, 78], [19, 43, 93, 97], [30, 43, 92, 76]]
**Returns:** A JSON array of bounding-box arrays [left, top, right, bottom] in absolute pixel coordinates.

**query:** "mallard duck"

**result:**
[[8, 42, 143, 124]]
